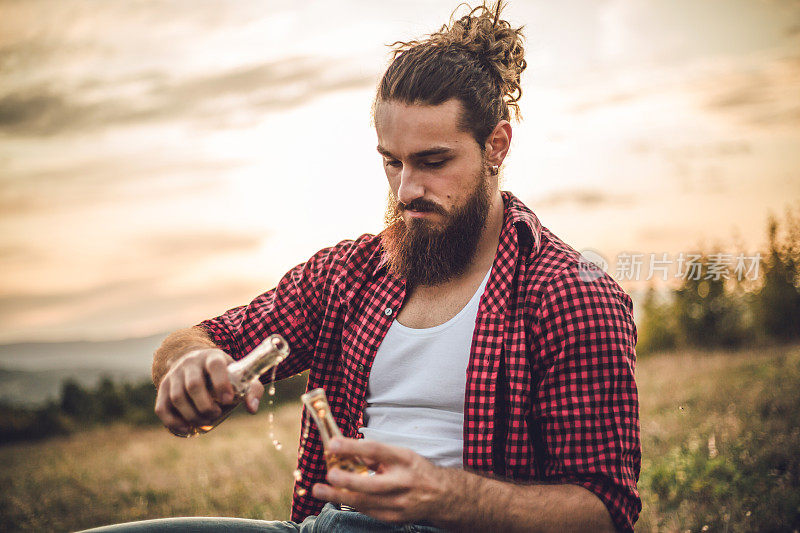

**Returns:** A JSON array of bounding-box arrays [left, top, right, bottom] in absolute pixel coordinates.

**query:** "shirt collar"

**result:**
[[500, 190, 542, 259], [372, 190, 542, 277]]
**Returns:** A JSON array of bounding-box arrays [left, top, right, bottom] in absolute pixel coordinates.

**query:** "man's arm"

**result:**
[[152, 237, 370, 435], [313, 438, 617, 533], [152, 326, 264, 435], [434, 467, 617, 533], [151, 326, 216, 387], [528, 266, 641, 533]]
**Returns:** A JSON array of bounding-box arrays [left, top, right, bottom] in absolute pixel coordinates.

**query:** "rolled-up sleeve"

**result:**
[[533, 266, 641, 533], [197, 241, 350, 381]]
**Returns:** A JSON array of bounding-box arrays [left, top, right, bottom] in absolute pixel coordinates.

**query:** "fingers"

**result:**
[[153, 348, 233, 435], [321, 438, 414, 494], [326, 465, 401, 494], [168, 371, 206, 426], [205, 352, 235, 404], [245, 380, 264, 414], [329, 437, 412, 467], [311, 483, 406, 523], [154, 384, 190, 435], [184, 364, 222, 420]]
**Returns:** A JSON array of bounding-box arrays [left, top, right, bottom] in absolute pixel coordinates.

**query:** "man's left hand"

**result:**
[[311, 437, 451, 524]]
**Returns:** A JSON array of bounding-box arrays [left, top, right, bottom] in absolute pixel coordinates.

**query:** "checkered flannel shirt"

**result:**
[[198, 191, 641, 532]]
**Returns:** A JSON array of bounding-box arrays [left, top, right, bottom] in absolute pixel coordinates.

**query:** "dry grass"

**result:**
[[0, 403, 303, 532], [636, 343, 800, 532], [636, 345, 781, 461], [1, 344, 798, 532]]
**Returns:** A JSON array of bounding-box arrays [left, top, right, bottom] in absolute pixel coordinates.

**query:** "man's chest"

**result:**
[[394, 270, 491, 329], [394, 291, 472, 329], [313, 241, 546, 477]]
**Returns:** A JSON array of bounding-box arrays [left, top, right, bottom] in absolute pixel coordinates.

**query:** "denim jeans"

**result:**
[[79, 503, 448, 532]]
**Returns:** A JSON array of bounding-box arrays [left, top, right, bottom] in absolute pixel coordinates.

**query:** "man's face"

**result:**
[[375, 98, 494, 285]]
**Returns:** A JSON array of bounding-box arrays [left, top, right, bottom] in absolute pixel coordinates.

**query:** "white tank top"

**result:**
[[358, 267, 491, 468]]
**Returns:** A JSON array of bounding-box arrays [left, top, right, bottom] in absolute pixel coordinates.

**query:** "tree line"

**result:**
[[637, 206, 800, 355], [0, 372, 309, 444]]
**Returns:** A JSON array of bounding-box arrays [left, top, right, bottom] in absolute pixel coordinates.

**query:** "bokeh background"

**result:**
[[1, 1, 798, 531]]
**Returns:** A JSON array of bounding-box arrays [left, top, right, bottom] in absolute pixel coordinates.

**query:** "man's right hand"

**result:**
[[154, 347, 265, 436]]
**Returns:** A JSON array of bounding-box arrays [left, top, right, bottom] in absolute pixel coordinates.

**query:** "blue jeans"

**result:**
[[79, 503, 448, 532]]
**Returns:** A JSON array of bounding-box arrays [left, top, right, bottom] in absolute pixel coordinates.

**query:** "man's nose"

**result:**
[[397, 165, 425, 206]]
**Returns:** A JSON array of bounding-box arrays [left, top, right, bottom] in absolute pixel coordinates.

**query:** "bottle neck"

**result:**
[[228, 334, 290, 388]]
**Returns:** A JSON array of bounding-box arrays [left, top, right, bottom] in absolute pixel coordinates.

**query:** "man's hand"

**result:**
[[311, 437, 619, 533], [154, 347, 265, 436], [311, 437, 449, 524]]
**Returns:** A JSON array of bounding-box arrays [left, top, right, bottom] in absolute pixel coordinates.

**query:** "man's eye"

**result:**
[[385, 160, 402, 168], [424, 160, 446, 168]]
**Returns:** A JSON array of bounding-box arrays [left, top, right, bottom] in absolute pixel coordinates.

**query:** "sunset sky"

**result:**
[[1, 0, 798, 343]]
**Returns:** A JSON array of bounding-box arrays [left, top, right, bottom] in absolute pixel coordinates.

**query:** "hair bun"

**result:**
[[379, 1, 527, 144], [434, 1, 526, 118]]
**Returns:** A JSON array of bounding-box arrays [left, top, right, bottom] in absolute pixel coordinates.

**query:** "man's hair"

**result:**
[[374, 0, 526, 148]]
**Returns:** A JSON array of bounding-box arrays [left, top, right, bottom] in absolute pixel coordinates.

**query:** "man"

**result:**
[[151, 2, 641, 532]]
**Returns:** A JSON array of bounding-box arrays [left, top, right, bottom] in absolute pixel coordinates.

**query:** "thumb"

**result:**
[[245, 380, 265, 414]]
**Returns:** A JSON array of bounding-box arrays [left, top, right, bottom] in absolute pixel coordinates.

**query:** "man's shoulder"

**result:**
[[533, 226, 588, 278], [500, 192, 630, 309], [528, 226, 633, 313]]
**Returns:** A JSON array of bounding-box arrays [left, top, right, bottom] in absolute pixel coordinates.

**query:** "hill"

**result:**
[[0, 333, 166, 405]]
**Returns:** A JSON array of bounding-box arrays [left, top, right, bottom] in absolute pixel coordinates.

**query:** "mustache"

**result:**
[[398, 198, 447, 216]]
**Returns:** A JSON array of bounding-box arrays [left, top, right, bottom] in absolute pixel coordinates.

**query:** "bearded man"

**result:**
[[146, 2, 641, 532]]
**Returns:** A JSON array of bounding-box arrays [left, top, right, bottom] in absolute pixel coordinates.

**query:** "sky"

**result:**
[[1, 0, 799, 343]]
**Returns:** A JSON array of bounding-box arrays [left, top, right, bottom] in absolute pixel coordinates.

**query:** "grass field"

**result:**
[[1, 344, 799, 532]]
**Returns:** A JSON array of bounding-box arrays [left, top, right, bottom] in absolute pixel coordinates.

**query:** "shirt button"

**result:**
[[357, 363, 365, 372], [384, 307, 393, 316]]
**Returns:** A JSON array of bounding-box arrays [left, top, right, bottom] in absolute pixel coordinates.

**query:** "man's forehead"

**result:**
[[374, 99, 471, 153]]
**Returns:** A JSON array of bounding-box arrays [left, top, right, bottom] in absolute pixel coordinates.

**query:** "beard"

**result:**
[[380, 167, 492, 286]]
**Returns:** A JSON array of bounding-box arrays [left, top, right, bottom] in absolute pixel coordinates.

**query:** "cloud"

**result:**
[[0, 229, 264, 307], [0, 55, 376, 137], [0, 156, 242, 216], [140, 231, 265, 261], [569, 91, 640, 114], [656, 140, 753, 159], [0, 228, 266, 342], [0, 277, 158, 316], [0, 245, 43, 263], [533, 189, 634, 209], [0, 276, 265, 344], [699, 53, 800, 129]]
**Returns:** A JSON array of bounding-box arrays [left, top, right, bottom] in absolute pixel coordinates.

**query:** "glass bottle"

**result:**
[[300, 388, 370, 474], [171, 334, 290, 437]]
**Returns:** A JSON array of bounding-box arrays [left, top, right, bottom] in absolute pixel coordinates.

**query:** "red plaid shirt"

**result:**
[[198, 191, 641, 532]]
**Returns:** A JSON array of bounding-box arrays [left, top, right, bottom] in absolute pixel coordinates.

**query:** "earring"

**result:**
[[491, 165, 499, 175]]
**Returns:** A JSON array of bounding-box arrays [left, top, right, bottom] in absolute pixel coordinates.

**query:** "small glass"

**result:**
[[300, 388, 370, 474]]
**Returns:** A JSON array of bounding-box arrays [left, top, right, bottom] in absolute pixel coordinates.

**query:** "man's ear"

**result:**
[[484, 120, 513, 167]]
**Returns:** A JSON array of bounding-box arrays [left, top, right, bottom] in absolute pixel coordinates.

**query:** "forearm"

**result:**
[[151, 326, 217, 387], [432, 468, 617, 533]]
